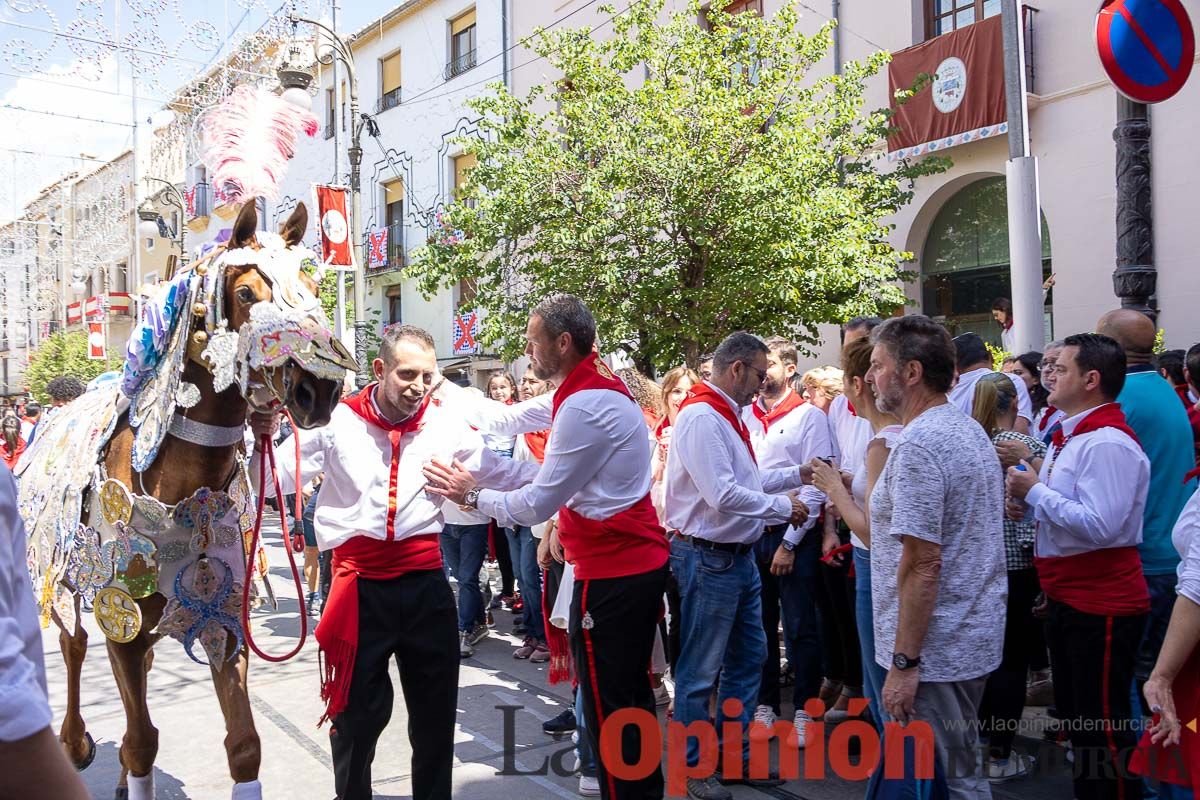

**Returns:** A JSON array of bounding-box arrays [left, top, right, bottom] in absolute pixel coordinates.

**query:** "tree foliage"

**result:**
[[25, 331, 123, 402], [408, 0, 947, 372]]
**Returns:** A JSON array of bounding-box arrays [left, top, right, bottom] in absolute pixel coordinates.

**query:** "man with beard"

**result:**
[[866, 315, 1006, 798], [741, 336, 836, 749], [250, 324, 538, 800], [425, 294, 669, 800]]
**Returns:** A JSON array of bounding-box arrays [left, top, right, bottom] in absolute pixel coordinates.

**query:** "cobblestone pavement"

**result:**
[[46, 515, 1075, 799]]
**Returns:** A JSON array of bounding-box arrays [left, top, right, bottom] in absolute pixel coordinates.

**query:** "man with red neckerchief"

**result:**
[[249, 324, 538, 800], [425, 294, 669, 800], [1007, 332, 1151, 800]]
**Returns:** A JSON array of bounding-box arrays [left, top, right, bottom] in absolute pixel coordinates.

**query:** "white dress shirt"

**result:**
[[829, 393, 872, 477], [1172, 489, 1200, 606], [742, 391, 836, 545], [1026, 405, 1150, 558], [0, 468, 52, 742], [665, 382, 804, 544], [476, 388, 653, 528], [950, 367, 1034, 424], [261, 398, 539, 550]]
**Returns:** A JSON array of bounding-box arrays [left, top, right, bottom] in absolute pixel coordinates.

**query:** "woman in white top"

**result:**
[[649, 366, 699, 523], [809, 337, 901, 729]]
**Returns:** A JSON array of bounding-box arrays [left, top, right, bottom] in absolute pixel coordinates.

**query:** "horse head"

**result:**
[[201, 199, 355, 429]]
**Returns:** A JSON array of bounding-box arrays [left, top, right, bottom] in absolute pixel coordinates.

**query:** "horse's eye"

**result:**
[[236, 286, 256, 304]]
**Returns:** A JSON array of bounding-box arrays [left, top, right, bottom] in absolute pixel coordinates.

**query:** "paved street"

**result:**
[[46, 514, 1074, 800]]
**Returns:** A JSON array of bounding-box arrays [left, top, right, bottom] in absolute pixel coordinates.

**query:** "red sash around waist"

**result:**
[[557, 493, 668, 580], [314, 533, 442, 725], [1034, 546, 1149, 617]]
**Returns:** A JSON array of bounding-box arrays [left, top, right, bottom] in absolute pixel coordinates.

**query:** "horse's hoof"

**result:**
[[75, 731, 96, 771], [114, 788, 129, 800]]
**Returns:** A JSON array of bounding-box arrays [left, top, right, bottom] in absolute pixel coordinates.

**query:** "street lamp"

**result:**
[[137, 178, 187, 266], [283, 14, 370, 388]]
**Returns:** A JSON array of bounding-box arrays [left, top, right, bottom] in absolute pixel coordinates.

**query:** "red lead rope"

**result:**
[[241, 413, 308, 662]]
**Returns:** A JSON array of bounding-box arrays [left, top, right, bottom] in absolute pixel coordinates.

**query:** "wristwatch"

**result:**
[[893, 652, 921, 671], [464, 487, 481, 509], [781, 539, 796, 552]]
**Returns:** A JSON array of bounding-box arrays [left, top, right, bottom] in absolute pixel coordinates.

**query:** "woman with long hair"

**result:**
[[810, 341, 901, 728], [0, 415, 25, 471], [973, 372, 1047, 782], [484, 371, 519, 612], [1011, 351, 1049, 417], [649, 366, 699, 522]]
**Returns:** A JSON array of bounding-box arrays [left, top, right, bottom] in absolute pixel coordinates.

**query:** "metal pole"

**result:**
[[331, 0, 348, 353], [1001, 0, 1045, 353], [1112, 96, 1155, 319]]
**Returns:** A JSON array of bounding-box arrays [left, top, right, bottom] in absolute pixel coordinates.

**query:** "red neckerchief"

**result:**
[[654, 416, 669, 440], [1038, 405, 1060, 432], [1048, 403, 1140, 485], [1003, 319, 1014, 332], [846, 399, 857, 417], [679, 382, 756, 463], [523, 430, 549, 463], [750, 388, 805, 432], [551, 353, 634, 419]]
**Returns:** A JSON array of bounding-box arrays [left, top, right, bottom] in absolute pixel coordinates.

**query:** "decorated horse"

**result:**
[[16, 197, 354, 799]]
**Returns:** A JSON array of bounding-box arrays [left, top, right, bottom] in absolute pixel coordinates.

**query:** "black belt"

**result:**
[[670, 532, 754, 555]]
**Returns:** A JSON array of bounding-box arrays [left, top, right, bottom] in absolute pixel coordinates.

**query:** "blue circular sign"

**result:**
[[1096, 0, 1195, 103]]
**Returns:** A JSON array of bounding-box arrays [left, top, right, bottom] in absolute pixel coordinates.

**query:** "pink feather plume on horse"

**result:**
[[201, 85, 319, 204]]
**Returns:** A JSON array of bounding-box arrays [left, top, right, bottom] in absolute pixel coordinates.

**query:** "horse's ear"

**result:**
[[280, 203, 308, 247], [229, 200, 259, 249]]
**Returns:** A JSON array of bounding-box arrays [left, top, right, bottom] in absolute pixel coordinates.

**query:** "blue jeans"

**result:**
[[854, 546, 886, 729], [505, 526, 545, 644], [671, 536, 767, 767], [575, 685, 596, 778], [754, 526, 822, 714], [440, 523, 489, 632]]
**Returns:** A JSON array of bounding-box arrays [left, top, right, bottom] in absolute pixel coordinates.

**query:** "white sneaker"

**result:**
[[987, 752, 1035, 783], [654, 681, 671, 708], [578, 774, 601, 796], [748, 705, 777, 742], [786, 710, 812, 749]]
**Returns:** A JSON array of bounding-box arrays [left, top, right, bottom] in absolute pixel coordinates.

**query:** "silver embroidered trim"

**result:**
[[167, 415, 245, 448]]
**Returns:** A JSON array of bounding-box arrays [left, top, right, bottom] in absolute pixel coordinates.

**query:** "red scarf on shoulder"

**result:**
[[315, 385, 437, 727], [551, 352, 633, 417], [679, 382, 756, 463], [1050, 402, 1139, 449], [750, 388, 805, 432]]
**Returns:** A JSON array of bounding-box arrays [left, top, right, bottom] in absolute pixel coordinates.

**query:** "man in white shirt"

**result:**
[[0, 469, 90, 800], [424, 294, 669, 800], [665, 332, 808, 800], [1006, 332, 1150, 800], [742, 336, 836, 748], [949, 333, 1033, 435], [251, 324, 537, 800]]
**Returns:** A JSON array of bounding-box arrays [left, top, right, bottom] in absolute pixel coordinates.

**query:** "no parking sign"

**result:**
[[1096, 0, 1195, 103]]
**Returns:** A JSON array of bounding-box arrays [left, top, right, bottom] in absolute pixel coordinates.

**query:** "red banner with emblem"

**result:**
[[313, 184, 354, 268], [87, 322, 106, 360], [887, 15, 1006, 160]]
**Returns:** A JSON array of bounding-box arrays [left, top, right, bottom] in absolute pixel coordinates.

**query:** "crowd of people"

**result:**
[[3, 292, 1200, 800], [0, 376, 86, 470]]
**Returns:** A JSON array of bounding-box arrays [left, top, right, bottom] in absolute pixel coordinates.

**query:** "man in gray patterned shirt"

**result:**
[[867, 315, 1008, 800]]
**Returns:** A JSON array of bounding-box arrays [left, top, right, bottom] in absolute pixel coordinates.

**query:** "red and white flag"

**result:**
[[87, 322, 106, 360], [313, 184, 354, 268]]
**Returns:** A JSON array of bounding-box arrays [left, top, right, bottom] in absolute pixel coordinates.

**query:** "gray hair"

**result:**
[[532, 293, 596, 356], [712, 332, 769, 374], [1044, 339, 1066, 351], [380, 324, 436, 364], [871, 315, 956, 394]]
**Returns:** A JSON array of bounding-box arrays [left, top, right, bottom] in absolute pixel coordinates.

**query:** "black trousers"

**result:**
[[979, 567, 1041, 758], [491, 522, 516, 596], [330, 569, 459, 800], [571, 565, 668, 800], [1046, 599, 1147, 800], [813, 541, 862, 691]]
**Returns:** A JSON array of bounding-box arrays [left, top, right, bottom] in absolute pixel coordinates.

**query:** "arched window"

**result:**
[[921, 177, 1052, 345]]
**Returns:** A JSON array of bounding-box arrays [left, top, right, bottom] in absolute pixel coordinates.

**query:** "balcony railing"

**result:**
[[375, 88, 402, 114], [444, 49, 477, 81], [187, 182, 211, 219], [366, 222, 405, 275]]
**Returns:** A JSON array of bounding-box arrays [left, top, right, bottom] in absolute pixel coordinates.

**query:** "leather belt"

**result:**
[[670, 531, 755, 555]]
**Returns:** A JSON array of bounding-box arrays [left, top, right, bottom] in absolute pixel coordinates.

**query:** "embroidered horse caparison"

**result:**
[[15, 200, 353, 800]]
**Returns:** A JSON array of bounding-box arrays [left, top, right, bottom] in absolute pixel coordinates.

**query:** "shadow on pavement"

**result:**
[[81, 740, 190, 799]]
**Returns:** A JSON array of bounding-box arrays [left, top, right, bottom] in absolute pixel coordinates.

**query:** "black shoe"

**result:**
[[718, 761, 784, 787], [542, 707, 577, 737]]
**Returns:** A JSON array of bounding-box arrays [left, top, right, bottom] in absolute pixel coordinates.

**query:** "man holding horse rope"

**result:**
[[249, 323, 539, 800]]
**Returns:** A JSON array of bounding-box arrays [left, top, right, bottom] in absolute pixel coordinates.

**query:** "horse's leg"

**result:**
[[113, 642, 157, 800], [105, 597, 164, 800], [210, 644, 262, 799], [54, 601, 95, 769]]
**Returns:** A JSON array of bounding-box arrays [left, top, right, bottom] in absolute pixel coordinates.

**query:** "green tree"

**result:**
[[408, 0, 946, 372], [25, 331, 123, 402]]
